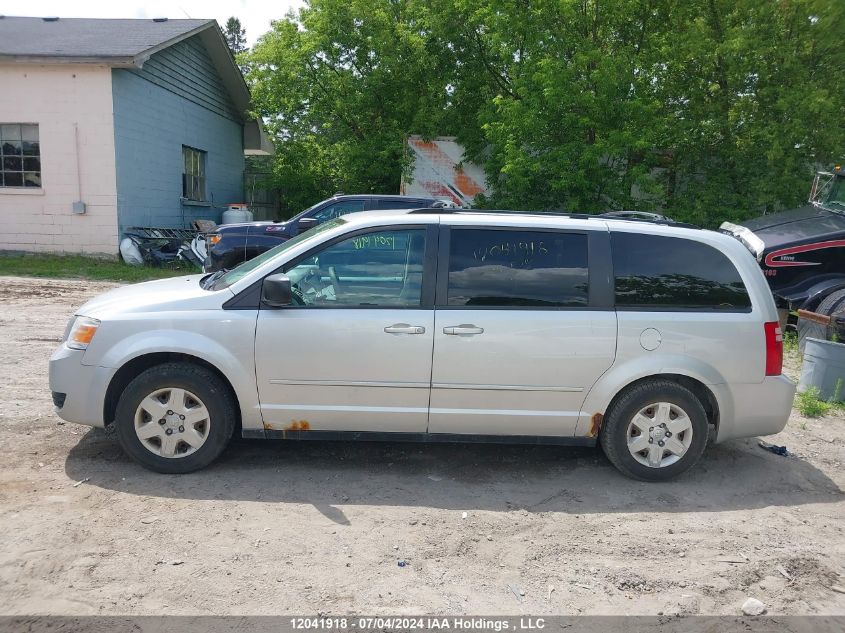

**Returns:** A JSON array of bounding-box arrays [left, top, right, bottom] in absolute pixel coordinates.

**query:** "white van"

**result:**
[[49, 210, 795, 480]]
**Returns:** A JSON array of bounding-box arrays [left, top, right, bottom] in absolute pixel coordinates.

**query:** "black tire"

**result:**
[[114, 362, 236, 473], [798, 289, 845, 352], [599, 379, 709, 482]]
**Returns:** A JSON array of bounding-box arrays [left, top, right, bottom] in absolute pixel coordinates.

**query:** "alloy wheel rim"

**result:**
[[134, 388, 210, 458], [626, 402, 693, 468]]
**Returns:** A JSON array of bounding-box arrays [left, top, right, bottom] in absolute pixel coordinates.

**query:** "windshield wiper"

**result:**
[[201, 269, 228, 290]]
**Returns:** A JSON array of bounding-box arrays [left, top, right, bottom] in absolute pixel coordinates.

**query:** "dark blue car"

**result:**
[[204, 194, 449, 272]]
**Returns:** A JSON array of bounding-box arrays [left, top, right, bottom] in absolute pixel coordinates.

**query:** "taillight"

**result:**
[[764, 321, 783, 376]]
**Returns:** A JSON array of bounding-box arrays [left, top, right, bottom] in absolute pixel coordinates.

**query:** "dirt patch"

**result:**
[[0, 274, 843, 616]]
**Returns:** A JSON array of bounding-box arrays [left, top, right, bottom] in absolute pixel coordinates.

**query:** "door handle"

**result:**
[[384, 323, 426, 334], [443, 324, 484, 335]]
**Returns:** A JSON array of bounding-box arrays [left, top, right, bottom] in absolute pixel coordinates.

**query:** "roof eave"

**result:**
[[195, 25, 251, 117], [130, 19, 216, 68], [0, 54, 137, 67], [0, 18, 263, 133], [135, 20, 255, 123], [244, 119, 275, 155]]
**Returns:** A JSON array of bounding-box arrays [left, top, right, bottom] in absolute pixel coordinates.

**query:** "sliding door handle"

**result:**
[[443, 324, 484, 335], [384, 324, 426, 334]]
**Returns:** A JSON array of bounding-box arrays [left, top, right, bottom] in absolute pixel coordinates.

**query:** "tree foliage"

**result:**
[[224, 16, 247, 55], [245, 0, 845, 224], [246, 0, 453, 212]]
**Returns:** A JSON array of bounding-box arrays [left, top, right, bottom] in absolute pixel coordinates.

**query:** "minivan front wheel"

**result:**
[[599, 380, 708, 481], [133, 387, 211, 459], [114, 363, 236, 473]]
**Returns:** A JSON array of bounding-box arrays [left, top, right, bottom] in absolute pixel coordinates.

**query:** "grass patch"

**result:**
[[795, 387, 833, 418], [795, 381, 845, 418], [0, 253, 196, 283], [783, 330, 798, 356]]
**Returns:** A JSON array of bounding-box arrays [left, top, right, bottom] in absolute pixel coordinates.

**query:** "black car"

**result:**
[[204, 194, 451, 272], [720, 165, 845, 343]]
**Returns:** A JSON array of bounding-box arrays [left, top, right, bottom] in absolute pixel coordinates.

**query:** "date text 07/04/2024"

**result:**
[[290, 617, 547, 631]]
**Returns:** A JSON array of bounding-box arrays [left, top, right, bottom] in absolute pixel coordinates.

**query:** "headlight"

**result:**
[[208, 234, 222, 245], [66, 316, 100, 350]]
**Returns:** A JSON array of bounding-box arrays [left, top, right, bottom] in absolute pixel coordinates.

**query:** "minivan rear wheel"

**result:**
[[599, 379, 708, 481], [114, 362, 236, 473]]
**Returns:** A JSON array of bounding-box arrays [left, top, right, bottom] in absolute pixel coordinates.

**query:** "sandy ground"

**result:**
[[0, 274, 843, 617]]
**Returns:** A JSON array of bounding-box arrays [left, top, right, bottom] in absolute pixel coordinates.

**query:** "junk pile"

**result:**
[[119, 220, 217, 270]]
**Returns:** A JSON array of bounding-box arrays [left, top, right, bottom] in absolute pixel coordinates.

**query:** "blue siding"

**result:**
[[127, 36, 241, 122], [112, 35, 244, 233]]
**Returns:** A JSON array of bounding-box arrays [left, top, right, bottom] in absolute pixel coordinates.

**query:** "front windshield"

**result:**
[[289, 200, 322, 222], [824, 176, 845, 212], [208, 218, 347, 291]]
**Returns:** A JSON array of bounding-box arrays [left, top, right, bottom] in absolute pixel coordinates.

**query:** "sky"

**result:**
[[3, 0, 305, 46]]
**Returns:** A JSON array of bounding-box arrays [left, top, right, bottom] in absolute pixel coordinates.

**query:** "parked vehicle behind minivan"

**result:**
[[203, 193, 454, 272], [50, 210, 795, 481], [720, 165, 845, 348]]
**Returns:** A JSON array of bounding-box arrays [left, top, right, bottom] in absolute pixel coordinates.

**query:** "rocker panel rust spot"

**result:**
[[263, 420, 311, 431], [588, 412, 603, 438]]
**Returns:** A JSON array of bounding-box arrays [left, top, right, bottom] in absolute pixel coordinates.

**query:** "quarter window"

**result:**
[[182, 146, 206, 201], [285, 229, 427, 307], [612, 232, 751, 310], [446, 229, 589, 307], [1, 124, 40, 188]]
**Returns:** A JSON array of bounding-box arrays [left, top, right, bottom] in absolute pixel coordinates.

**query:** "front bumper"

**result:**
[[714, 375, 796, 442], [49, 345, 116, 427]]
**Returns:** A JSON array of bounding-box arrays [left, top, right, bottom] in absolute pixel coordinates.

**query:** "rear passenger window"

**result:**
[[446, 229, 588, 307], [612, 233, 751, 310]]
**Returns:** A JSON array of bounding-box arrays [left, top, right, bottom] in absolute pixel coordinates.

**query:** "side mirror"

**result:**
[[297, 217, 318, 233], [261, 274, 292, 308]]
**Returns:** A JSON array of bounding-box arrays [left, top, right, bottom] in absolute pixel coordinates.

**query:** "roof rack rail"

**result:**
[[406, 208, 700, 229]]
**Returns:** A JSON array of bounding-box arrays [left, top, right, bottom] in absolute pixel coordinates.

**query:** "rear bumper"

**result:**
[[49, 344, 115, 428], [714, 375, 796, 442]]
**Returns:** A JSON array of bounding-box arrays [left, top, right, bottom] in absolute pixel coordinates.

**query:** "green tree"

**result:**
[[224, 16, 247, 54], [245, 0, 845, 224], [653, 0, 845, 225], [245, 0, 453, 213], [430, 0, 668, 212]]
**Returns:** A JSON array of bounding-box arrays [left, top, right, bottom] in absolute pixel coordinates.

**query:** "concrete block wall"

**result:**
[[0, 65, 120, 255], [112, 43, 244, 234]]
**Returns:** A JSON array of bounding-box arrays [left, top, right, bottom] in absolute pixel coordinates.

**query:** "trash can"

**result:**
[[799, 337, 845, 401]]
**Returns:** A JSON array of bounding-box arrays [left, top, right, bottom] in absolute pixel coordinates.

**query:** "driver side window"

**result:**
[[284, 229, 427, 307]]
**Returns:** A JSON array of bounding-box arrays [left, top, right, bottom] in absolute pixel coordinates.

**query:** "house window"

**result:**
[[182, 146, 206, 201], [1, 124, 40, 188]]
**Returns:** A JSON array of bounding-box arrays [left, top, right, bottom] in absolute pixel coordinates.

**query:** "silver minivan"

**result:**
[[49, 210, 796, 480]]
